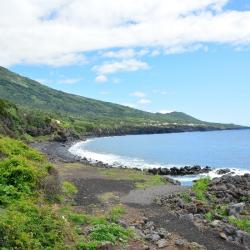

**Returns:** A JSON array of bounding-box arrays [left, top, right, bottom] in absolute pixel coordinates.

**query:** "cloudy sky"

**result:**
[[1, 0, 250, 125]]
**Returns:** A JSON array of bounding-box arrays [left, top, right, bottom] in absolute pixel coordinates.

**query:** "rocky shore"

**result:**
[[156, 174, 250, 249], [31, 140, 240, 182], [148, 165, 212, 176], [30, 140, 250, 249]]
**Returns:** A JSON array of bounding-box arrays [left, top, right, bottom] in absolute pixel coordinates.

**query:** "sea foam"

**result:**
[[69, 139, 250, 185]]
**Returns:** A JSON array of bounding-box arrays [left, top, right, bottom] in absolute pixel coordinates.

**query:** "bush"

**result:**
[[228, 216, 250, 233], [204, 212, 213, 221], [68, 213, 88, 225], [0, 201, 67, 249], [192, 177, 211, 201], [62, 181, 78, 197], [89, 223, 132, 243], [107, 205, 125, 222], [0, 137, 73, 249], [0, 156, 44, 205]]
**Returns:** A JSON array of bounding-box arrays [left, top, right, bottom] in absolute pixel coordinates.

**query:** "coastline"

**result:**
[[30, 134, 250, 249], [31, 129, 250, 186]]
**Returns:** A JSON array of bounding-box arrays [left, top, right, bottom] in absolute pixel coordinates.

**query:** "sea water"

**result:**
[[69, 129, 250, 185]]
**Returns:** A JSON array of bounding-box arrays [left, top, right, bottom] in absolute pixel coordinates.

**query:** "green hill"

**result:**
[[0, 66, 197, 122], [0, 66, 243, 139]]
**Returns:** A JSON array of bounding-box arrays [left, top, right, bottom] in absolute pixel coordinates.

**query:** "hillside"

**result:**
[[0, 66, 204, 122], [0, 66, 243, 139]]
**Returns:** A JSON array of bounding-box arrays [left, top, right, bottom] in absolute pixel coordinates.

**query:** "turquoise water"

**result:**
[[69, 129, 250, 183]]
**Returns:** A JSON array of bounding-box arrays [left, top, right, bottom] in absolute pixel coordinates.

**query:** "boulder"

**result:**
[[228, 202, 245, 216], [157, 239, 168, 248]]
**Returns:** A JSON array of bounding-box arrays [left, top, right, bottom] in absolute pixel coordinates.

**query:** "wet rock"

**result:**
[[216, 169, 231, 175], [148, 165, 212, 176], [163, 176, 181, 185]]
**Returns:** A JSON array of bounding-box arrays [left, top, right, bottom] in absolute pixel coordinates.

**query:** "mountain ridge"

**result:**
[[0, 66, 244, 140]]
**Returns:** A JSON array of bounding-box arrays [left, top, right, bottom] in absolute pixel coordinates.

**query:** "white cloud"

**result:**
[[102, 48, 149, 59], [130, 91, 146, 98], [138, 98, 151, 104], [1, 0, 250, 66], [94, 59, 149, 75], [157, 110, 175, 114], [58, 78, 81, 84], [102, 49, 135, 59], [95, 75, 108, 82]]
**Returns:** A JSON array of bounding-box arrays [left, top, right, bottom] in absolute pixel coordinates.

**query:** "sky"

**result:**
[[1, 0, 250, 125]]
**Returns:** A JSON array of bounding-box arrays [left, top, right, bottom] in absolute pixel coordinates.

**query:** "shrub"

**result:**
[[192, 177, 211, 201], [0, 156, 43, 205], [180, 192, 192, 203], [68, 213, 88, 225], [107, 205, 125, 222], [204, 212, 213, 221], [228, 216, 250, 233], [77, 241, 98, 250], [0, 201, 67, 249], [89, 223, 132, 243], [62, 181, 78, 197]]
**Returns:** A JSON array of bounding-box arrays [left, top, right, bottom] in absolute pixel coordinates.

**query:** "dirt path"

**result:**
[[121, 185, 187, 205], [54, 162, 246, 250]]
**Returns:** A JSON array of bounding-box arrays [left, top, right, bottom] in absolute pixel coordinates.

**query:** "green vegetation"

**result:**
[[180, 192, 192, 203], [192, 177, 211, 201], [0, 136, 134, 249], [0, 136, 70, 249], [228, 216, 250, 233], [191, 178, 250, 233], [204, 212, 213, 221], [0, 66, 242, 140], [101, 168, 166, 189]]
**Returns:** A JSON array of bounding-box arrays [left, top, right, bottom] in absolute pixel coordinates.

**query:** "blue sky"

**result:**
[[1, 0, 250, 125]]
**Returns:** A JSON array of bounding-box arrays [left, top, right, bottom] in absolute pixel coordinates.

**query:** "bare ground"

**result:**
[[33, 142, 247, 250]]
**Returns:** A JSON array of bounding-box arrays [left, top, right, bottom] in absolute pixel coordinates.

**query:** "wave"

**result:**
[[69, 140, 250, 185]]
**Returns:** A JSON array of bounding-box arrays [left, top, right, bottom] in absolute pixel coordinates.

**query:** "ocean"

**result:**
[[69, 129, 250, 185]]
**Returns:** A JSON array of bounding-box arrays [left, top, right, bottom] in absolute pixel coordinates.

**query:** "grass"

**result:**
[[0, 136, 134, 249], [101, 168, 166, 189], [180, 192, 192, 203], [228, 216, 250, 233], [0, 136, 72, 249], [192, 177, 211, 201], [192, 178, 250, 234], [65, 205, 132, 249], [204, 212, 213, 221]]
